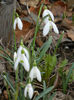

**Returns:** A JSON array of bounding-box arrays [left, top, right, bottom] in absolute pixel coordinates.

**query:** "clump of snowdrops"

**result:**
[[2, 4, 70, 100]]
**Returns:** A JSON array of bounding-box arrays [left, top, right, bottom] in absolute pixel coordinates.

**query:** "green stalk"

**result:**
[[13, 10, 17, 51], [20, 66, 24, 99], [31, 4, 43, 56], [15, 68, 19, 100], [6, 83, 11, 100]]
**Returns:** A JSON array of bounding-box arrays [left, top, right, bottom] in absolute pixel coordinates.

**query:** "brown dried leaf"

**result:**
[[36, 33, 43, 47], [20, 0, 39, 7], [51, 1, 67, 17], [67, 30, 74, 41], [15, 20, 32, 41], [3, 90, 8, 100]]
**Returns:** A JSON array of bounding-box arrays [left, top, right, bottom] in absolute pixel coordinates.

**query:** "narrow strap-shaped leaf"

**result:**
[[37, 36, 52, 64], [35, 86, 54, 100]]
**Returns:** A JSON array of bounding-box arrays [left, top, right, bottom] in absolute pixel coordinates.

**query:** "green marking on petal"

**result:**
[[49, 17, 52, 21], [20, 60, 24, 63], [21, 49, 25, 54]]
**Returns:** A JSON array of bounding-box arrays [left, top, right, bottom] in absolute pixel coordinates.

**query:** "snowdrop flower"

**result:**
[[13, 17, 23, 30], [43, 21, 59, 36], [24, 83, 34, 99], [14, 46, 30, 72], [17, 45, 29, 61], [29, 66, 41, 82], [14, 54, 30, 71], [42, 9, 54, 24]]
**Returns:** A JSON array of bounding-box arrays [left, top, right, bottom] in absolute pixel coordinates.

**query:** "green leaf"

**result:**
[[45, 54, 57, 67], [59, 59, 68, 75], [48, 92, 56, 100], [44, 54, 57, 80], [0, 46, 12, 59], [43, 81, 47, 100], [37, 36, 52, 64], [0, 54, 13, 65], [35, 86, 54, 100], [60, 59, 68, 67], [2, 73, 15, 93], [54, 32, 64, 55], [63, 63, 74, 93]]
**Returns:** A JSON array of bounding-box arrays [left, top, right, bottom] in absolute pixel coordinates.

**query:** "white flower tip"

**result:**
[[14, 63, 17, 71], [55, 28, 59, 34], [51, 21, 59, 34], [37, 74, 41, 82], [25, 64, 30, 72]]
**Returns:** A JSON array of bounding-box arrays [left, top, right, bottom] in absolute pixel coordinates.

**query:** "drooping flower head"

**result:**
[[29, 66, 41, 82], [13, 17, 23, 30], [24, 83, 34, 99], [42, 8, 59, 36], [14, 45, 30, 72], [43, 21, 59, 36]]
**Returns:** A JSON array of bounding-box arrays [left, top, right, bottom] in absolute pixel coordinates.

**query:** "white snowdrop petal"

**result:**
[[29, 68, 34, 81], [47, 10, 54, 21], [23, 48, 29, 60], [17, 46, 22, 56], [43, 9, 54, 23], [28, 84, 33, 99], [43, 16, 49, 24], [17, 17, 23, 30], [13, 18, 18, 30], [24, 85, 28, 97], [36, 68, 41, 82], [14, 57, 20, 70], [44, 18, 49, 24], [42, 10, 49, 24], [43, 22, 51, 36], [14, 52, 17, 62], [21, 54, 30, 72], [51, 21, 59, 34]]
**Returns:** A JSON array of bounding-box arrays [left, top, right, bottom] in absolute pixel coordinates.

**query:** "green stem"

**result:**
[[6, 83, 11, 100], [13, 10, 17, 51], [13, 31, 17, 51], [20, 66, 24, 99], [15, 68, 19, 100], [31, 4, 43, 56]]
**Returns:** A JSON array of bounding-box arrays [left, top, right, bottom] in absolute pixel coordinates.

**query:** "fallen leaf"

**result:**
[[36, 33, 43, 47], [15, 20, 32, 41], [66, 30, 74, 41], [51, 1, 67, 17], [20, 0, 39, 7]]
